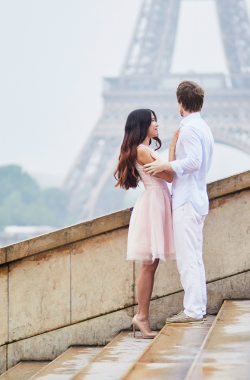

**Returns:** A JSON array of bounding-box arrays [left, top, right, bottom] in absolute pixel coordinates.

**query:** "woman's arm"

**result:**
[[166, 129, 180, 182], [137, 147, 173, 183]]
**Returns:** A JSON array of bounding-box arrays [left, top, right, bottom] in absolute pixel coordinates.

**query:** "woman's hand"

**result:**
[[168, 128, 180, 165], [170, 129, 180, 151]]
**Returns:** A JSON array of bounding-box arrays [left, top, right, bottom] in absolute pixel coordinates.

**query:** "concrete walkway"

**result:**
[[185, 300, 250, 380], [0, 362, 50, 380], [29, 346, 102, 380], [71, 331, 152, 380], [120, 317, 214, 380]]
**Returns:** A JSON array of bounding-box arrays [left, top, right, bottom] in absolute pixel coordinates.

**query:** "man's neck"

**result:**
[[182, 110, 193, 118]]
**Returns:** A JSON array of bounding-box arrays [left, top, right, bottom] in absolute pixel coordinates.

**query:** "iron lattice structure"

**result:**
[[64, 0, 250, 221]]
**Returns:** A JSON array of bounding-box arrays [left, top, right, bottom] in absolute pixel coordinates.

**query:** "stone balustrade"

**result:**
[[0, 170, 250, 373]]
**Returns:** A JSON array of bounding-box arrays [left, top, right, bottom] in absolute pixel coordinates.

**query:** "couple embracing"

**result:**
[[115, 81, 214, 338]]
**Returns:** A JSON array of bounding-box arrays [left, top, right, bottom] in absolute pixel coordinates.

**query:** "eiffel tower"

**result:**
[[64, 0, 250, 221]]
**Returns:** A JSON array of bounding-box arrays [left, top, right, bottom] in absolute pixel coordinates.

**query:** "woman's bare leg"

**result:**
[[137, 259, 159, 326]]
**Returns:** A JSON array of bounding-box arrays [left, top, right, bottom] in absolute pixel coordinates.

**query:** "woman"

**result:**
[[114, 109, 179, 339]]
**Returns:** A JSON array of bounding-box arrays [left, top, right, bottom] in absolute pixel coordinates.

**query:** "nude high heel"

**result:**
[[132, 315, 157, 339]]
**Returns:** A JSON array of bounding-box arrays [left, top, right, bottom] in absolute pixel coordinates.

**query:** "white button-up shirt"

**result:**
[[170, 112, 214, 215]]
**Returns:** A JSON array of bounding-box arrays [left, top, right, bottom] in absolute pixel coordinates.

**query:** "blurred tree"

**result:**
[[41, 188, 71, 226], [0, 165, 40, 204], [0, 165, 74, 227]]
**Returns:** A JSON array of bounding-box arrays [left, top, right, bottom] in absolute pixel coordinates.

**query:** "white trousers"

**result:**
[[173, 201, 206, 319]]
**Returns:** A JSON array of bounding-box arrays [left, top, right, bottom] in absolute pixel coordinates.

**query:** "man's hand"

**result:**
[[144, 153, 173, 175]]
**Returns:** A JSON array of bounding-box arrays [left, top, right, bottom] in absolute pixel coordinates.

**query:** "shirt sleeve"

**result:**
[[170, 127, 202, 175]]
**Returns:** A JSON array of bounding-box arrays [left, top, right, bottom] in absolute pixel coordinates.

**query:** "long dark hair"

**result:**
[[114, 109, 161, 190]]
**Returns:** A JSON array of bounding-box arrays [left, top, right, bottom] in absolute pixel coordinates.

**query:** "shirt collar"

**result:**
[[180, 112, 201, 127]]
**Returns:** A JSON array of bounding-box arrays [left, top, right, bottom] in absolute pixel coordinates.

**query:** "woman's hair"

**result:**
[[114, 109, 161, 190]]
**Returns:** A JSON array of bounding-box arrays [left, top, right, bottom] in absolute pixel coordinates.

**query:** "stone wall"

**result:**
[[0, 171, 250, 373]]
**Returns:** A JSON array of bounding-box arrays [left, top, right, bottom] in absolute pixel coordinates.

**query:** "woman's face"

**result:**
[[147, 113, 159, 139]]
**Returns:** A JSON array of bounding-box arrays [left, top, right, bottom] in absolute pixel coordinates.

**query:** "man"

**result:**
[[144, 81, 214, 324]]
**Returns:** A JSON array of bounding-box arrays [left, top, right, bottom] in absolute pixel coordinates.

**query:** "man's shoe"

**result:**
[[165, 311, 204, 324], [203, 314, 207, 321]]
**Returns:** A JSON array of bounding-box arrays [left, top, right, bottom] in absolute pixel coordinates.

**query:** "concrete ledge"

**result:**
[[207, 170, 250, 200], [0, 208, 132, 264], [1, 170, 250, 265], [0, 346, 6, 374], [0, 184, 249, 347], [1, 170, 250, 374]]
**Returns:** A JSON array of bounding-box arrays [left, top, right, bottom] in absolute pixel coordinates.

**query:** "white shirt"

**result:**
[[170, 112, 214, 215]]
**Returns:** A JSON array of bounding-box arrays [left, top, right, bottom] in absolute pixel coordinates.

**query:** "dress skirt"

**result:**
[[127, 187, 176, 264]]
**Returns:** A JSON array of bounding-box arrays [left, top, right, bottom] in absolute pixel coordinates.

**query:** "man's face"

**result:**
[[178, 102, 184, 117]]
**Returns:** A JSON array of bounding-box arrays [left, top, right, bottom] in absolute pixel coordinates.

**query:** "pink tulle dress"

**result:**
[[127, 144, 176, 263]]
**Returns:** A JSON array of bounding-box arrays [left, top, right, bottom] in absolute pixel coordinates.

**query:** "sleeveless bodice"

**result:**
[[135, 145, 169, 190]]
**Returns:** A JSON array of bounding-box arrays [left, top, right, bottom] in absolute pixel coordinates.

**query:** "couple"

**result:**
[[115, 80, 214, 338]]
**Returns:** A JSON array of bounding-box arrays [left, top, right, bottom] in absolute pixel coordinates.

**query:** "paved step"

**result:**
[[0, 362, 50, 380], [120, 316, 215, 380], [185, 300, 250, 380], [29, 346, 102, 380], [70, 331, 153, 380]]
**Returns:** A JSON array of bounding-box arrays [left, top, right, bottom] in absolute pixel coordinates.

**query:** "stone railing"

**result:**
[[1, 170, 250, 373]]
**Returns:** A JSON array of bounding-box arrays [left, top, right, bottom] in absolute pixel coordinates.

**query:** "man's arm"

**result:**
[[171, 127, 202, 176], [137, 146, 174, 183], [143, 157, 173, 175]]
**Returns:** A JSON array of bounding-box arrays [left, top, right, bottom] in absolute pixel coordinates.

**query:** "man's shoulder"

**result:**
[[185, 116, 207, 127], [181, 123, 201, 137], [183, 117, 211, 135], [181, 121, 209, 145]]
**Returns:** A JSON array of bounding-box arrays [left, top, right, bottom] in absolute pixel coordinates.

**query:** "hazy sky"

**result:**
[[0, 0, 142, 179], [1, 0, 250, 184]]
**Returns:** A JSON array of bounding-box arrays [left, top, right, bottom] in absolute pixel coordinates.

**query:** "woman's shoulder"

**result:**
[[137, 145, 152, 158], [137, 145, 155, 165], [137, 144, 153, 152]]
